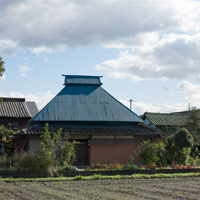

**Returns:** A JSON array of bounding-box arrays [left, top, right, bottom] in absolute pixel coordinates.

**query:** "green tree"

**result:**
[[167, 128, 194, 165], [40, 123, 77, 166], [0, 125, 16, 156], [185, 107, 200, 157], [40, 123, 55, 156], [174, 128, 194, 149], [0, 57, 5, 77], [0, 125, 16, 140], [0, 57, 5, 104]]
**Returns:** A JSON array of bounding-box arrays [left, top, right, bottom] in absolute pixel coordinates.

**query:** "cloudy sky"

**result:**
[[1, 0, 200, 115]]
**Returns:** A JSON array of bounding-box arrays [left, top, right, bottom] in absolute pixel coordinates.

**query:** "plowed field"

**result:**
[[0, 177, 200, 200]]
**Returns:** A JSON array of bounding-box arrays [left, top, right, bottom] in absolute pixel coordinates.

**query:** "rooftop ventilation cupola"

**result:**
[[62, 75, 103, 86]]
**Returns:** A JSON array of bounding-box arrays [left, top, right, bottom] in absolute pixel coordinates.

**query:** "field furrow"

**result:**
[[0, 177, 200, 200]]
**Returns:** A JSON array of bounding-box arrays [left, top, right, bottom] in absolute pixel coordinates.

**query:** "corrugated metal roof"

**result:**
[[31, 76, 143, 123], [142, 112, 187, 126], [26, 102, 39, 117], [0, 98, 31, 118], [63, 75, 102, 85], [19, 123, 163, 136]]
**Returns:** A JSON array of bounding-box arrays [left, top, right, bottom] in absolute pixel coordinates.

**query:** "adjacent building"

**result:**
[[0, 97, 39, 155], [142, 111, 187, 135]]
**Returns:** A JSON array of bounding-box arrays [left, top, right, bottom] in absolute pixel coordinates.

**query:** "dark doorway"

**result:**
[[73, 141, 88, 165]]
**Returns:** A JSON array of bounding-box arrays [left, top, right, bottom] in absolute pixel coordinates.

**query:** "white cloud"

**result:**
[[118, 81, 200, 115], [31, 45, 65, 54], [96, 33, 200, 80], [0, 91, 55, 110], [44, 58, 48, 62], [177, 81, 200, 108], [43, 57, 52, 64], [1, 0, 200, 81], [18, 65, 31, 77], [0, 39, 18, 56], [0, 0, 199, 54], [2, 81, 200, 115], [119, 99, 187, 116]]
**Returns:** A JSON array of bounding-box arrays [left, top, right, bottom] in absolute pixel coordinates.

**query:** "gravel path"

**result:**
[[0, 177, 200, 200]]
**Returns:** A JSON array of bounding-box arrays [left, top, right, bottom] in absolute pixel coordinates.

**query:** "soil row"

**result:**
[[1, 168, 200, 178], [0, 177, 200, 199]]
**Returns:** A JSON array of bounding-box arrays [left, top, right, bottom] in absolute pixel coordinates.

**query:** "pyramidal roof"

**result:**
[[30, 75, 143, 123]]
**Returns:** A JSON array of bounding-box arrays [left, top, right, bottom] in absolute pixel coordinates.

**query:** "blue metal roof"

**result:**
[[30, 76, 143, 123], [62, 75, 102, 85]]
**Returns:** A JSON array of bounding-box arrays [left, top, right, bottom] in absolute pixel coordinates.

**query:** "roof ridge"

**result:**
[[0, 97, 25, 102], [145, 112, 187, 115]]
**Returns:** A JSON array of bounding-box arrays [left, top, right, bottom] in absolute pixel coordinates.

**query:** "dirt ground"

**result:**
[[0, 177, 200, 200]]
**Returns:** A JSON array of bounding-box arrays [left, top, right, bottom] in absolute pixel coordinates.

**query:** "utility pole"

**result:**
[[129, 99, 133, 111]]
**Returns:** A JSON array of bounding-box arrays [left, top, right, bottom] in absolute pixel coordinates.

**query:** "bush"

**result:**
[[138, 140, 165, 167], [0, 155, 12, 169], [175, 147, 191, 165], [155, 142, 166, 167], [57, 165, 79, 173], [61, 141, 77, 165], [107, 163, 125, 170], [92, 174, 102, 180], [4, 141, 14, 156], [167, 128, 194, 165], [126, 164, 139, 170], [40, 123, 77, 166], [174, 128, 194, 149], [74, 175, 84, 180], [13, 152, 55, 173]]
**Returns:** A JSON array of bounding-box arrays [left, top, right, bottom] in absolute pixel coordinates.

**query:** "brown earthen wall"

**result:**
[[90, 136, 163, 165]]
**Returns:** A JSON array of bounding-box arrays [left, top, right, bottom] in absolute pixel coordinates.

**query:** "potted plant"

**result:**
[[96, 163, 100, 169], [149, 165, 157, 169], [91, 163, 95, 169], [101, 164, 107, 169]]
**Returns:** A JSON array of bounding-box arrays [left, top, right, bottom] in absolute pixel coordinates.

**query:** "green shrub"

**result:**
[[85, 168, 90, 171], [58, 165, 79, 172], [0, 155, 12, 169], [174, 128, 194, 149], [40, 123, 77, 166], [114, 174, 121, 179], [4, 141, 14, 156], [61, 141, 77, 165], [138, 140, 165, 167], [107, 163, 125, 170], [167, 128, 194, 165], [126, 164, 139, 170], [92, 174, 102, 180], [175, 147, 191, 165], [13, 152, 55, 173], [155, 142, 166, 167], [74, 175, 84, 180]]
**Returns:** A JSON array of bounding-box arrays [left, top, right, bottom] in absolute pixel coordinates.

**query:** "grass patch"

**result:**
[[74, 175, 84, 180], [0, 173, 200, 182], [56, 165, 79, 173]]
